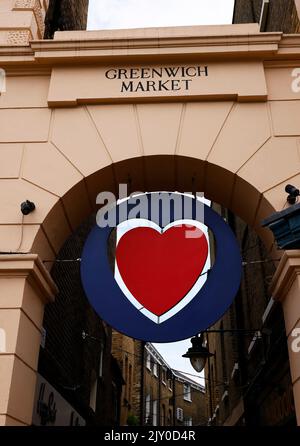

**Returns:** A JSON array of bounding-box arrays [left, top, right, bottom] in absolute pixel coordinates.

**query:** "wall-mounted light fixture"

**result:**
[[21, 200, 36, 215], [285, 184, 300, 205]]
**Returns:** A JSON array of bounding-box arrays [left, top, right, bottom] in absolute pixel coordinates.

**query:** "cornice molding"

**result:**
[[0, 254, 57, 302], [0, 28, 299, 67], [270, 251, 300, 302], [0, 29, 298, 76], [30, 32, 283, 63]]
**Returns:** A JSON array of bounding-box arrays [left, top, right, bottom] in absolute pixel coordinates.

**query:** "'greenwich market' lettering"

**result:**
[[105, 66, 208, 93]]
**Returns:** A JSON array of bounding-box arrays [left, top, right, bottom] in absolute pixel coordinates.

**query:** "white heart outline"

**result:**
[[114, 218, 211, 324]]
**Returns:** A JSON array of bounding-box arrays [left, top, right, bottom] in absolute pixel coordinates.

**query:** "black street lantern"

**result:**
[[182, 333, 213, 373], [262, 196, 300, 250]]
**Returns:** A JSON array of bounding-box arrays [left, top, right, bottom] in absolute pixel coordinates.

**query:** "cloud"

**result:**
[[88, 0, 235, 30]]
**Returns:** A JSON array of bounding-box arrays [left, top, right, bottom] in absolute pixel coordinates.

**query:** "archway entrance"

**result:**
[[1, 23, 300, 425]]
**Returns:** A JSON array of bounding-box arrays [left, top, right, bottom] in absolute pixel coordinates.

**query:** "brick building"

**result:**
[[173, 370, 207, 427], [144, 344, 207, 427], [111, 332, 143, 426], [45, 0, 89, 39], [233, 0, 300, 32], [203, 1, 300, 427], [204, 210, 296, 426], [143, 343, 174, 426], [110, 338, 208, 427]]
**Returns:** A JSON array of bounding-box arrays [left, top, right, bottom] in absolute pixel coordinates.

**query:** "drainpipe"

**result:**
[[158, 365, 161, 426], [173, 375, 176, 426], [206, 334, 213, 421]]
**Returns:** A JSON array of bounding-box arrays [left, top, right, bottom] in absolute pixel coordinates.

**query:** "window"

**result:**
[[166, 369, 173, 390], [183, 383, 192, 402], [176, 407, 184, 422], [184, 417, 193, 426], [146, 353, 151, 370], [145, 394, 151, 424], [152, 400, 158, 426], [162, 368, 166, 385], [153, 361, 158, 377]]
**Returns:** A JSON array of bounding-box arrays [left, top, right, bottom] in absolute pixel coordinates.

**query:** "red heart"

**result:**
[[115, 224, 208, 317]]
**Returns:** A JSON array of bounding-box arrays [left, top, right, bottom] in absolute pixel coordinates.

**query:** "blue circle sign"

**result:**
[[81, 193, 242, 342]]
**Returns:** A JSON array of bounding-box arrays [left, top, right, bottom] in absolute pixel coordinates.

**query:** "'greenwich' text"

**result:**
[[105, 65, 208, 93]]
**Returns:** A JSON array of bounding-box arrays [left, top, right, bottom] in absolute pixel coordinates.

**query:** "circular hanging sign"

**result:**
[[81, 193, 242, 342]]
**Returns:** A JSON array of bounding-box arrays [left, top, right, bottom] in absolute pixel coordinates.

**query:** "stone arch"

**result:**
[[18, 100, 297, 264], [31, 155, 277, 265]]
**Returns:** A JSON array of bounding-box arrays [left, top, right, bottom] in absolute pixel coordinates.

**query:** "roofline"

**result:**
[[2, 24, 298, 69], [172, 369, 205, 391], [145, 343, 172, 369], [145, 343, 205, 391]]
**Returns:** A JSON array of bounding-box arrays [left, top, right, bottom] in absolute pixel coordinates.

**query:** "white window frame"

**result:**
[[259, 0, 269, 31], [153, 361, 158, 377], [162, 367, 166, 385], [146, 353, 151, 371], [145, 394, 151, 423], [183, 383, 192, 402], [184, 417, 193, 426]]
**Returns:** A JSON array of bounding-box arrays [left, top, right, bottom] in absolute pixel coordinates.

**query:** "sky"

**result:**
[[88, 0, 235, 31], [87, 0, 235, 386]]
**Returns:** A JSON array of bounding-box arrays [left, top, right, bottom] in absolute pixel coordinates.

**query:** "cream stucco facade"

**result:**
[[1, 3, 300, 426]]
